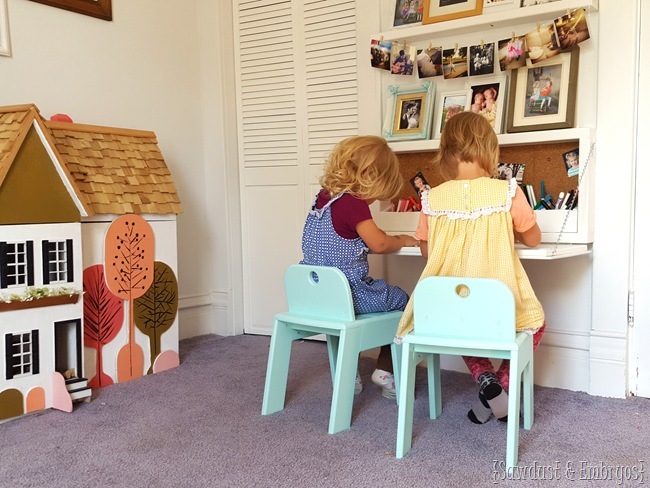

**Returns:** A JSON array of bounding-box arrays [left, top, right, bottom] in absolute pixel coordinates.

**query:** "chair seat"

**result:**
[[396, 276, 535, 469], [262, 265, 402, 434]]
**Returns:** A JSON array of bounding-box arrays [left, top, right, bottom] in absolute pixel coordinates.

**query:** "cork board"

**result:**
[[395, 141, 581, 204]]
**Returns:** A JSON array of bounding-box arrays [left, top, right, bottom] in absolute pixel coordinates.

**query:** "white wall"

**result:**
[[0, 0, 238, 339]]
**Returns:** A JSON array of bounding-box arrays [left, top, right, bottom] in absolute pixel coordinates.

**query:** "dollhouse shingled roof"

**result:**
[[0, 104, 183, 216]]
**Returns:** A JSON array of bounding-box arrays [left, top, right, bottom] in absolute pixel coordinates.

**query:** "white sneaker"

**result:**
[[371, 369, 396, 399], [355, 371, 363, 395]]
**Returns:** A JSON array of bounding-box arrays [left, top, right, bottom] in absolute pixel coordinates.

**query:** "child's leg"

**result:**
[[496, 323, 546, 392], [463, 356, 509, 423], [376, 344, 393, 373]]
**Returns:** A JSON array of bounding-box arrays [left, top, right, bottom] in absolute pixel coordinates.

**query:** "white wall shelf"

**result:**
[[376, 0, 598, 43]]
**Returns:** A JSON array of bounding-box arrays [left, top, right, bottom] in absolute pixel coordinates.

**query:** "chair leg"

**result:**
[[396, 343, 418, 458], [262, 321, 302, 415], [326, 335, 340, 385], [328, 328, 361, 434], [505, 356, 521, 470], [522, 359, 534, 430], [427, 353, 442, 419], [391, 342, 402, 403]]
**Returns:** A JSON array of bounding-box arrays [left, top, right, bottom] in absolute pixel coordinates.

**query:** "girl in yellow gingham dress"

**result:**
[[396, 112, 546, 424]]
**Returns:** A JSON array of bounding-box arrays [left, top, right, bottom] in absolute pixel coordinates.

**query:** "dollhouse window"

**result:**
[[0, 241, 34, 289], [4, 331, 40, 380], [42, 240, 73, 284]]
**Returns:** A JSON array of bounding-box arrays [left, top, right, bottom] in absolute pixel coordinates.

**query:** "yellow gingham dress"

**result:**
[[396, 177, 545, 339]]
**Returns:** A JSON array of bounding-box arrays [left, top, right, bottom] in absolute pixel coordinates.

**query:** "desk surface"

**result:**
[[394, 243, 590, 260]]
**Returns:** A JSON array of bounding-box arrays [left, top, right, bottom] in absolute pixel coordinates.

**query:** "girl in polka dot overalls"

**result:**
[[300, 135, 420, 399], [396, 112, 546, 423]]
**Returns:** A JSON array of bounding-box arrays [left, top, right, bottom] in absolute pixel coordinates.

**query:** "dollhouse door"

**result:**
[[632, 0, 650, 398]]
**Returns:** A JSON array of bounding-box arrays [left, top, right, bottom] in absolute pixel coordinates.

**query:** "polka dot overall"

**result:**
[[300, 193, 408, 314]]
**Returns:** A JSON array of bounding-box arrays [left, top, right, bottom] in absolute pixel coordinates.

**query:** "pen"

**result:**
[[555, 191, 565, 209]]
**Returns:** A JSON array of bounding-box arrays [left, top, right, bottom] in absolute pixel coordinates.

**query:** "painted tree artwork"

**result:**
[[134, 261, 179, 374], [83, 264, 124, 389], [104, 215, 154, 383]]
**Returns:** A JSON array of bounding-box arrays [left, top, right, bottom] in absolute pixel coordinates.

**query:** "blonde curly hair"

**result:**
[[320, 135, 403, 201], [436, 111, 499, 181]]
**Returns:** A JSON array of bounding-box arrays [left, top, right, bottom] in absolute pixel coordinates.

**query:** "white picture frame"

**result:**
[[464, 76, 508, 134], [382, 81, 436, 142], [1, 0, 11, 57], [434, 90, 467, 139], [483, 0, 518, 12]]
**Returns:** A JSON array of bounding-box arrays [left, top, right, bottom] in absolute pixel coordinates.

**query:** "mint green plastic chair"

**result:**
[[262, 264, 402, 434], [395, 276, 534, 469]]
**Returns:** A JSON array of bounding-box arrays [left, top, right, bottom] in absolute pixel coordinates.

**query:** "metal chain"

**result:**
[[551, 141, 596, 256]]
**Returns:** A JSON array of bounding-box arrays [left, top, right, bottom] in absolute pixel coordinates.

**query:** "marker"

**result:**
[[555, 191, 565, 209]]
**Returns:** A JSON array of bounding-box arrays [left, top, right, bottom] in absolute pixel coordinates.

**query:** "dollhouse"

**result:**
[[0, 104, 183, 421]]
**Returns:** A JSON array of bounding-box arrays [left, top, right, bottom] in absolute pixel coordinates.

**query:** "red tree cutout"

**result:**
[[83, 264, 124, 388], [104, 215, 154, 382]]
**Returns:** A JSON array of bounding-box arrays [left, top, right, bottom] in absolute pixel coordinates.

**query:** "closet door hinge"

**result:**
[[628, 290, 635, 328]]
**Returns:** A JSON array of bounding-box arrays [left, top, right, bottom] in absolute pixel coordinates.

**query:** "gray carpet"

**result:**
[[0, 334, 648, 487]]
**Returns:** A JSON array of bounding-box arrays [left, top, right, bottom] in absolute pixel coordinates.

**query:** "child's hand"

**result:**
[[398, 234, 420, 247]]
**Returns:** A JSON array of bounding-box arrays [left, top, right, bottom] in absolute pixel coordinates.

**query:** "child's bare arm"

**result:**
[[515, 223, 542, 247], [419, 239, 428, 258], [357, 219, 419, 253]]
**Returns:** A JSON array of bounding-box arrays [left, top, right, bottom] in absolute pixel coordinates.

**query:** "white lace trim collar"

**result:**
[[421, 178, 517, 220]]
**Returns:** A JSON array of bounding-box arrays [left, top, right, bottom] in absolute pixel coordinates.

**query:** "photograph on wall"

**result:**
[[466, 77, 507, 133], [498, 36, 527, 71], [435, 91, 467, 138], [410, 171, 431, 198], [469, 42, 495, 76], [416, 46, 443, 78], [525, 22, 560, 64], [483, 0, 517, 11], [371, 39, 392, 71], [507, 48, 578, 132], [497, 163, 525, 183], [563, 148, 580, 177], [399, 98, 423, 130], [554, 8, 590, 51], [391, 44, 416, 75], [393, 0, 423, 27], [442, 46, 468, 79]]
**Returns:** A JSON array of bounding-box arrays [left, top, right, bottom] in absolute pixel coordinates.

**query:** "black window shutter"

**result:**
[[42, 240, 50, 285], [32, 330, 40, 375], [5, 334, 13, 380], [0, 242, 7, 289], [26, 241, 34, 286], [66, 239, 74, 283]]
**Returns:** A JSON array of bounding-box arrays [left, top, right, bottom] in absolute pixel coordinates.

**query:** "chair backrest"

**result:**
[[284, 264, 356, 321], [413, 276, 516, 342]]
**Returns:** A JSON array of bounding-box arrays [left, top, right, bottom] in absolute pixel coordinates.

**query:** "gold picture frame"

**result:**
[[28, 0, 112, 21], [423, 0, 483, 25]]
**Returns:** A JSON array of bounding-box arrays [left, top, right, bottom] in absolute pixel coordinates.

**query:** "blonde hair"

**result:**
[[319, 135, 403, 201], [436, 111, 499, 181]]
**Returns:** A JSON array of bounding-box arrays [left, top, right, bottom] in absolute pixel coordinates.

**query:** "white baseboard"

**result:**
[[178, 290, 234, 339]]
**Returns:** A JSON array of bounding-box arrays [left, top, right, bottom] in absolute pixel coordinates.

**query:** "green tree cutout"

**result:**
[[134, 261, 178, 374]]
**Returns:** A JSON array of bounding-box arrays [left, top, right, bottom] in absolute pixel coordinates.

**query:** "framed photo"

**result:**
[[393, 0, 424, 27], [1, 0, 10, 57], [423, 0, 482, 25], [465, 76, 507, 133], [506, 48, 579, 133], [27, 0, 112, 21], [521, 0, 559, 6], [434, 90, 467, 139], [382, 81, 436, 142], [484, 0, 517, 12]]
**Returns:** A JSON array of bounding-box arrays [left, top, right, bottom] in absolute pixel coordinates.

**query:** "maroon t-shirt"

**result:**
[[316, 190, 372, 239]]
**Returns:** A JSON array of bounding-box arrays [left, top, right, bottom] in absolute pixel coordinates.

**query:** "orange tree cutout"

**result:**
[[104, 215, 154, 382]]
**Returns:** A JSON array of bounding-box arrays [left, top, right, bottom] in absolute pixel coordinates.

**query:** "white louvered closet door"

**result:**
[[234, 0, 380, 335]]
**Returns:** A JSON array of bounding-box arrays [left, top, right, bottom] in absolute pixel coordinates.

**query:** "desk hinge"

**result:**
[[628, 290, 635, 328]]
